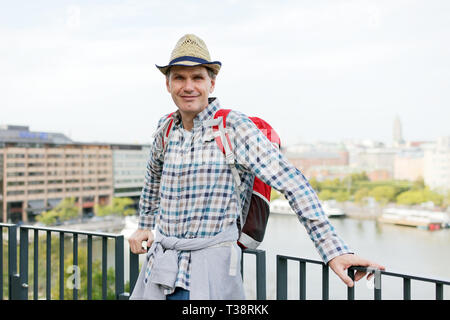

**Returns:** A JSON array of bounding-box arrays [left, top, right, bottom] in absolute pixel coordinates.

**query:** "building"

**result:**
[[111, 144, 150, 209], [350, 147, 397, 181], [1, 125, 113, 223], [393, 115, 405, 147], [394, 148, 424, 182], [424, 136, 450, 192], [284, 143, 349, 180]]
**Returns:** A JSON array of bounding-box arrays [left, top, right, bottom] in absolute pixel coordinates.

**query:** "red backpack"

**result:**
[[158, 109, 281, 249]]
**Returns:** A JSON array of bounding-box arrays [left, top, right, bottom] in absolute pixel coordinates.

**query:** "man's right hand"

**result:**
[[128, 229, 154, 254]]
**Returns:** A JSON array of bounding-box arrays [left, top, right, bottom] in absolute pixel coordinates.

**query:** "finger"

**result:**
[[354, 270, 367, 282], [336, 268, 354, 287], [130, 239, 146, 254], [362, 259, 386, 271]]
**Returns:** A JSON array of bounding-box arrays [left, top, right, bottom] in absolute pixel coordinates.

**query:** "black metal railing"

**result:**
[[276, 254, 450, 300], [2, 222, 449, 300], [1, 223, 125, 300]]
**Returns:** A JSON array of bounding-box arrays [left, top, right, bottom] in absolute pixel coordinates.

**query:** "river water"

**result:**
[[241, 213, 450, 300]]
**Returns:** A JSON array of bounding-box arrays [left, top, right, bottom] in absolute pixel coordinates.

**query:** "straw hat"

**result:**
[[156, 34, 221, 75]]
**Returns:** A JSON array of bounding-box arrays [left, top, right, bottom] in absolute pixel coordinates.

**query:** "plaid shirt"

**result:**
[[138, 97, 352, 293]]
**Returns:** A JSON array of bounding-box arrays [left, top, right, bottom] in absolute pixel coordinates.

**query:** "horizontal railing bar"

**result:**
[[18, 225, 120, 238], [276, 255, 325, 265], [0, 223, 18, 227], [350, 266, 450, 285]]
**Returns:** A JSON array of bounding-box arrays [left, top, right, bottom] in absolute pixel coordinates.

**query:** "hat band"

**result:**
[[169, 55, 222, 66]]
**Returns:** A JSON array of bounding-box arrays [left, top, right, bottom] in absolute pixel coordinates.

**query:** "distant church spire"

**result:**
[[393, 115, 404, 147]]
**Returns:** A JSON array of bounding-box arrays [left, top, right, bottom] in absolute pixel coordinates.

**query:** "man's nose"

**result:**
[[183, 78, 194, 92]]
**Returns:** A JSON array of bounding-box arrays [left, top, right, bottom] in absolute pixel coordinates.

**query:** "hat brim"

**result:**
[[156, 56, 221, 75]]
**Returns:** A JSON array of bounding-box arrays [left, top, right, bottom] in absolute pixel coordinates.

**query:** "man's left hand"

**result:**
[[328, 254, 386, 287]]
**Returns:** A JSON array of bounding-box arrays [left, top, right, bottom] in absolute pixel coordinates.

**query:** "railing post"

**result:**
[[436, 283, 443, 300], [8, 225, 18, 300], [87, 235, 93, 300], [33, 229, 39, 300], [129, 251, 139, 296], [73, 233, 78, 300], [276, 255, 287, 300], [102, 237, 108, 299], [46, 230, 51, 300], [59, 232, 64, 300], [347, 268, 355, 300], [374, 270, 382, 300], [403, 278, 411, 300], [322, 264, 329, 300], [254, 250, 266, 300], [19, 227, 29, 300], [115, 235, 125, 300], [299, 261, 306, 300]]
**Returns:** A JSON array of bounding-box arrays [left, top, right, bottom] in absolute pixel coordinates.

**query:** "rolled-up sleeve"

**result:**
[[229, 111, 353, 263]]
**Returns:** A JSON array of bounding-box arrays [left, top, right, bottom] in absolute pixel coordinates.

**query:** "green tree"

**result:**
[[37, 197, 79, 226], [353, 187, 370, 204], [412, 176, 425, 190], [320, 178, 342, 191], [333, 190, 350, 202], [396, 190, 426, 205], [369, 186, 396, 205], [95, 197, 136, 217], [309, 177, 320, 192], [318, 189, 334, 201], [396, 187, 443, 206]]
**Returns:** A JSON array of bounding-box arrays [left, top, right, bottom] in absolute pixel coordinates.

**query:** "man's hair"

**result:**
[[166, 66, 217, 80]]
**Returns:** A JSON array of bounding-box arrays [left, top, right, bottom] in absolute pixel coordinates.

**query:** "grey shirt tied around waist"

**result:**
[[129, 224, 245, 300]]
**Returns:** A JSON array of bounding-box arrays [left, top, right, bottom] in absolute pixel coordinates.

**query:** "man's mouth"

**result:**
[[181, 96, 199, 101]]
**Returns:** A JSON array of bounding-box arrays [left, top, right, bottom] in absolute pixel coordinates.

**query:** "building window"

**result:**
[[28, 172, 45, 177], [28, 189, 45, 195], [7, 163, 25, 168], [7, 190, 25, 196], [7, 181, 25, 186], [7, 172, 25, 177]]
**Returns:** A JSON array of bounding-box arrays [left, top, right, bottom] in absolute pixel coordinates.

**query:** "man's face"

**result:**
[[166, 65, 215, 117]]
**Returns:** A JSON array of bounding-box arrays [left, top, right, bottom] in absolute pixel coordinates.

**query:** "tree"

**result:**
[[396, 187, 443, 206], [37, 197, 79, 226], [353, 187, 370, 204], [369, 186, 396, 205], [318, 189, 334, 201], [334, 190, 350, 202], [95, 197, 136, 217], [396, 190, 425, 205], [309, 177, 320, 192]]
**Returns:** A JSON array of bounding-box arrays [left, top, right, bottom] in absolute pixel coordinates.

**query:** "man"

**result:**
[[129, 34, 385, 300]]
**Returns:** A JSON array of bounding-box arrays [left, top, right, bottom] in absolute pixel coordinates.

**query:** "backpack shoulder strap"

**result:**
[[156, 112, 175, 152], [204, 109, 247, 228]]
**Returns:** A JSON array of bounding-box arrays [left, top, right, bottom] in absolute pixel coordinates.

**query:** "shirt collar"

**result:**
[[194, 97, 220, 126]]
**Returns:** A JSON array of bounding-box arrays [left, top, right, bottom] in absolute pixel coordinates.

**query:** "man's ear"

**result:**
[[166, 76, 171, 92], [209, 78, 216, 93]]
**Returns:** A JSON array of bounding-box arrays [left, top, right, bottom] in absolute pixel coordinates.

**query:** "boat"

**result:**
[[270, 199, 346, 218], [378, 207, 450, 230]]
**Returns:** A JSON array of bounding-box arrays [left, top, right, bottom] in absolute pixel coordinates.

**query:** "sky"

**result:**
[[1, 0, 449, 146]]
